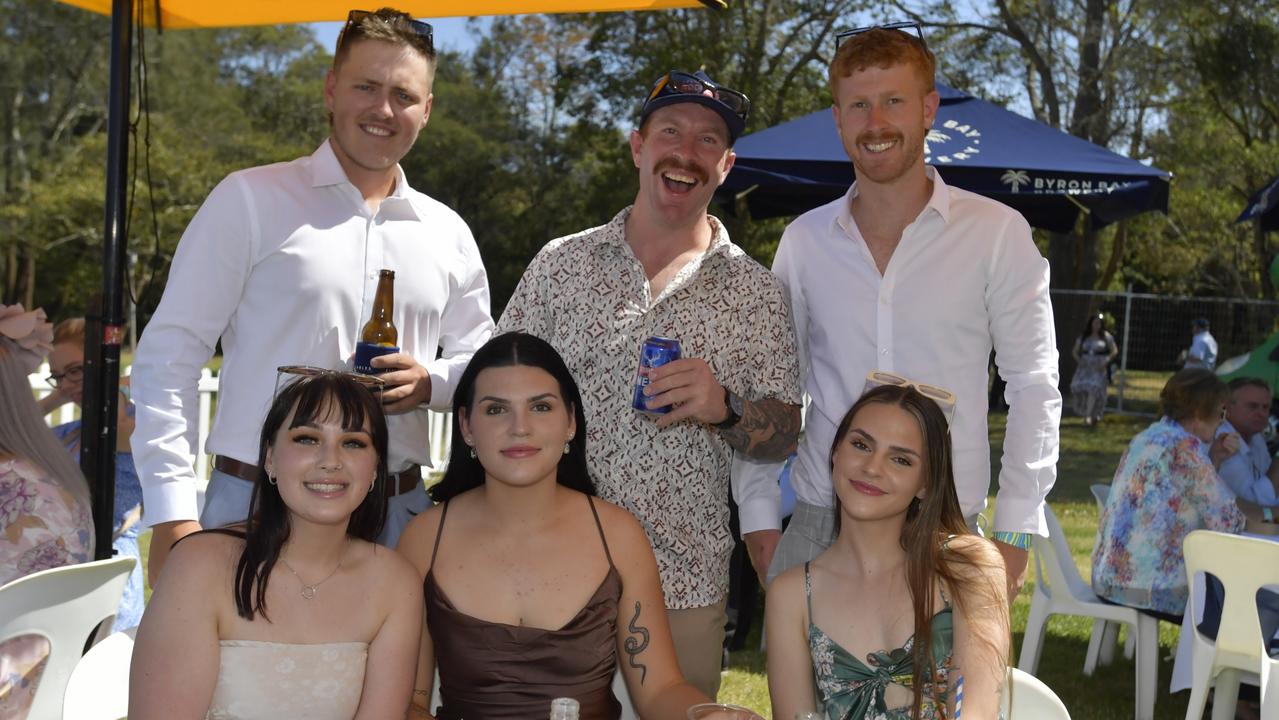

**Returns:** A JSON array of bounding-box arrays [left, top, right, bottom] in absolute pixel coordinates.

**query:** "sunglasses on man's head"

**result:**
[[834, 21, 926, 53], [337, 9, 434, 53], [646, 71, 751, 121]]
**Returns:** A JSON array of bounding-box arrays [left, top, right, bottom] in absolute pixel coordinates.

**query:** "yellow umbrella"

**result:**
[[57, 0, 725, 29], [59, 0, 726, 560]]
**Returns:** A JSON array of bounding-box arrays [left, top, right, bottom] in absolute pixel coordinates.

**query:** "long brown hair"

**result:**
[[830, 385, 1002, 718]]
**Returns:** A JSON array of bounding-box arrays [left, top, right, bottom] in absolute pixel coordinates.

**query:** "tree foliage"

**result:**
[[3, 0, 1278, 332]]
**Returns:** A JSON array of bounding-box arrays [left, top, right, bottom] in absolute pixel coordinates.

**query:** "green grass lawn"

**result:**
[[136, 385, 1199, 718]]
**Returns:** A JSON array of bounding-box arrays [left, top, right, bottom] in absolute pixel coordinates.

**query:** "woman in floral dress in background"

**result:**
[[0, 304, 94, 719]]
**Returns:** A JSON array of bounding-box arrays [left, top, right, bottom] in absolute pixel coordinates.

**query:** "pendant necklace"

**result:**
[[279, 538, 350, 600]]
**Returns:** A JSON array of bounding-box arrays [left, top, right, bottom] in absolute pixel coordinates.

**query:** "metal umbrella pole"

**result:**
[[82, 0, 132, 560]]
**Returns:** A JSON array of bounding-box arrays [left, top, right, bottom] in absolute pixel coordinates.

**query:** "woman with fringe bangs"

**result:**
[[130, 371, 422, 719], [766, 382, 1009, 719]]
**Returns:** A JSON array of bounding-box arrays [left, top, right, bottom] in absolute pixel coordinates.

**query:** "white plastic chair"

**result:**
[[62, 627, 136, 719], [1262, 646, 1279, 720], [0, 557, 135, 720], [1018, 505, 1158, 720], [1086, 483, 1135, 672], [1181, 530, 1279, 720], [1000, 666, 1071, 719]]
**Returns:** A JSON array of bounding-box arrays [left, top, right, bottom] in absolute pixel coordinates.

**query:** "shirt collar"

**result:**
[[834, 165, 953, 237], [603, 205, 734, 258], [310, 139, 421, 220]]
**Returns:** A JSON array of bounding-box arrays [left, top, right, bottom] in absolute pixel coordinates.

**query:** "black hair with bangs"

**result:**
[[232, 371, 389, 620]]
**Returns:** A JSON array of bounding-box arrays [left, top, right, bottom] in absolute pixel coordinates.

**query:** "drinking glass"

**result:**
[[686, 703, 765, 720]]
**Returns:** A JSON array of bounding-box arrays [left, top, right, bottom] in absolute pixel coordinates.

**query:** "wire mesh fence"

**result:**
[[1051, 288, 1279, 416]]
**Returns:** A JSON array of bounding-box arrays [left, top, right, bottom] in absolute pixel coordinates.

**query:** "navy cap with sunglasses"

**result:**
[[639, 70, 750, 143]]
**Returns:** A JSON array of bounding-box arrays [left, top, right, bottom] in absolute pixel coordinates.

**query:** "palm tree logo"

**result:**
[[923, 129, 950, 156], [1001, 169, 1031, 193]]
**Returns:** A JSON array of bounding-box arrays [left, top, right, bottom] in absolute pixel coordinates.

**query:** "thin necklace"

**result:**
[[279, 539, 350, 600]]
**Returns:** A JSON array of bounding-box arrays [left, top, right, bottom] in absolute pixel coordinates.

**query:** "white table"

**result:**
[[1170, 531, 1279, 692]]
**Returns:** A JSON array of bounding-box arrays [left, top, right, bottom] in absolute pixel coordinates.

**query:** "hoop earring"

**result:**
[[268, 473, 277, 486]]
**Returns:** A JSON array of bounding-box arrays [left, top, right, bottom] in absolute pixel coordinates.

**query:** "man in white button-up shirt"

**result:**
[[1184, 318, 1218, 370], [738, 25, 1060, 600], [1216, 377, 1279, 507], [132, 9, 493, 584]]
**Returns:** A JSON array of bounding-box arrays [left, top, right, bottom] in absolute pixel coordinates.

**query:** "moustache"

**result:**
[[655, 157, 709, 185], [855, 130, 904, 147]]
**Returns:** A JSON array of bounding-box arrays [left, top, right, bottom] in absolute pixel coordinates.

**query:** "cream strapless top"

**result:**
[[206, 640, 368, 720]]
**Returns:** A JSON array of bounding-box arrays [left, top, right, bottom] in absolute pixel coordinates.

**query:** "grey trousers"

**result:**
[[767, 501, 837, 585]]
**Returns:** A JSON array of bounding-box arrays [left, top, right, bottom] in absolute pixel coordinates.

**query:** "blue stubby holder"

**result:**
[[354, 342, 399, 375]]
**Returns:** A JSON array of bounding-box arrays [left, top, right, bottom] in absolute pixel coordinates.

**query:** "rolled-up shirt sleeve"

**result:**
[[731, 454, 785, 536], [131, 175, 254, 527], [987, 213, 1061, 536]]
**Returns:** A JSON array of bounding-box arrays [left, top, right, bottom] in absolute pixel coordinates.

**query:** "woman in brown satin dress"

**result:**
[[398, 332, 713, 719]]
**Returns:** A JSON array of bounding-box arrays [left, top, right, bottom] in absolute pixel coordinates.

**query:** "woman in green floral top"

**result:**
[[766, 382, 1009, 720]]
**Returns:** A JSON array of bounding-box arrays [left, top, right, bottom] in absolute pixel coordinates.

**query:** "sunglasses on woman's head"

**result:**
[[273, 365, 386, 405], [863, 370, 957, 425]]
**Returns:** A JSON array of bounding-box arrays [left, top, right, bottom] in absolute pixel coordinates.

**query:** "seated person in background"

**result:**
[[130, 370, 422, 720], [398, 332, 716, 720], [766, 381, 1009, 720], [1215, 377, 1279, 509], [42, 317, 144, 631], [0, 304, 95, 720], [1092, 368, 1245, 622]]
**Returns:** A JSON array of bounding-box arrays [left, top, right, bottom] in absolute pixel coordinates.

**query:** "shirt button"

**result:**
[[880, 349, 888, 355]]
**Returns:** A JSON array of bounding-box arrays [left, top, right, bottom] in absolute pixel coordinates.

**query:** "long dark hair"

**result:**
[[1078, 313, 1106, 340], [233, 372, 389, 620], [830, 385, 995, 719], [430, 332, 594, 502]]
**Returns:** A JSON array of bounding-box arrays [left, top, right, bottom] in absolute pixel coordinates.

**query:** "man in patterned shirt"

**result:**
[[498, 70, 802, 697]]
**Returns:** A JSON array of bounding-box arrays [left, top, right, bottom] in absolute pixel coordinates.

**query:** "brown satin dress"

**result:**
[[425, 496, 623, 720]]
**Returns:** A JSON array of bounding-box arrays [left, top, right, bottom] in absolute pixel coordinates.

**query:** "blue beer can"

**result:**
[[632, 336, 682, 414]]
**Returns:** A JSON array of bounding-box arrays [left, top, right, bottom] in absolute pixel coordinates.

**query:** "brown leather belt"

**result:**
[[213, 456, 422, 496]]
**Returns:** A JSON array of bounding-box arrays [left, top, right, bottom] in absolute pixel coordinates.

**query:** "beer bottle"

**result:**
[[549, 698, 580, 720], [354, 269, 399, 374]]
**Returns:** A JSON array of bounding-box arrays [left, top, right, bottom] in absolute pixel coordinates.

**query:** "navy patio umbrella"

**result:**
[[1237, 174, 1279, 233], [719, 84, 1171, 233]]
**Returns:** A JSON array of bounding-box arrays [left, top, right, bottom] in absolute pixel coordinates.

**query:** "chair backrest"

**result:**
[[62, 628, 135, 720], [0, 557, 135, 720], [1032, 505, 1096, 603], [1001, 666, 1071, 719], [1089, 483, 1109, 512], [1183, 531, 1279, 665]]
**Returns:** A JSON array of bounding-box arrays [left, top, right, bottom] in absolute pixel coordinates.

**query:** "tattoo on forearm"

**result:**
[[720, 398, 801, 461], [624, 601, 650, 684]]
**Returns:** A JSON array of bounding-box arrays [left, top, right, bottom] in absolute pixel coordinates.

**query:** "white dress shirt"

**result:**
[[132, 141, 494, 526], [734, 168, 1061, 535], [1215, 419, 1278, 506], [1186, 330, 1218, 370]]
